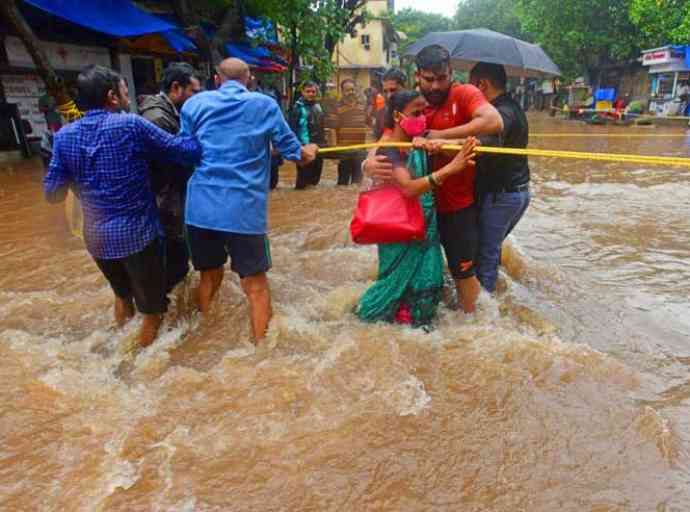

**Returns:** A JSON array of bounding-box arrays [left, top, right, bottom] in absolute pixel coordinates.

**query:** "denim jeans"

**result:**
[[477, 190, 531, 292]]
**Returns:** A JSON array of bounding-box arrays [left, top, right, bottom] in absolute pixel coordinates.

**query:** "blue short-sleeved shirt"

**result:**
[[181, 81, 302, 234]]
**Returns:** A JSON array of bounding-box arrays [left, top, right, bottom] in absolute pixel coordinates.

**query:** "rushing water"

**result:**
[[1, 114, 689, 511]]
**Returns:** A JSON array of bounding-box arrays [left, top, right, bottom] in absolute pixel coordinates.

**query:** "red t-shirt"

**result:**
[[425, 84, 488, 212]]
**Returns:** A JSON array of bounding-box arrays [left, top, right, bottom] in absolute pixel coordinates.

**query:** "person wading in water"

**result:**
[[181, 58, 317, 343], [363, 45, 503, 314], [44, 65, 201, 347], [356, 89, 477, 327], [468, 62, 531, 294], [139, 62, 202, 294]]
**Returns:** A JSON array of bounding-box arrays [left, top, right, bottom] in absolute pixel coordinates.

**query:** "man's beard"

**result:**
[[423, 88, 450, 106]]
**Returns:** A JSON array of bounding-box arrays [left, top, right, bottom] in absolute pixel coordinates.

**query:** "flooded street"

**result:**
[[1, 114, 689, 511]]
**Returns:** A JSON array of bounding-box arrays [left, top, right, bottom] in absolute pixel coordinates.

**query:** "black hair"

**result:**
[[470, 62, 507, 90], [77, 65, 123, 110], [382, 68, 407, 86], [160, 62, 197, 93], [383, 90, 421, 129], [415, 45, 450, 73], [302, 80, 318, 90], [340, 78, 356, 89]]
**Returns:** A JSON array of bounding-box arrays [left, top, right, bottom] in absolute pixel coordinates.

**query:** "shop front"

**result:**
[[641, 46, 690, 116], [1, 35, 112, 139]]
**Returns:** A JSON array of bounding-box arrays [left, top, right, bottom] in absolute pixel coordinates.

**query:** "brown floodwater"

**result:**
[[1, 114, 689, 511]]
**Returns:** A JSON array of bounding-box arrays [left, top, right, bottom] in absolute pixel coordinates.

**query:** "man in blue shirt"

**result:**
[[44, 65, 201, 347], [181, 58, 317, 343]]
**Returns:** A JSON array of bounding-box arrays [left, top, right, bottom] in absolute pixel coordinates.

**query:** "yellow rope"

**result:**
[[317, 142, 690, 168], [529, 133, 689, 138], [64, 131, 689, 243], [56, 100, 83, 123]]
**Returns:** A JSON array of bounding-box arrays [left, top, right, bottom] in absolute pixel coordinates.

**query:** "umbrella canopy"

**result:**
[[404, 29, 560, 78]]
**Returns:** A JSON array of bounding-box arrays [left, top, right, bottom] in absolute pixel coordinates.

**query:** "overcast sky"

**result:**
[[395, 0, 457, 17]]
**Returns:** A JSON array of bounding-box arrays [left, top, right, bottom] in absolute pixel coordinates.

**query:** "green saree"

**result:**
[[356, 149, 444, 327]]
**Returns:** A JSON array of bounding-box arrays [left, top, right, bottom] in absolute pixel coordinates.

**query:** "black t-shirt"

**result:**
[[477, 93, 530, 194]]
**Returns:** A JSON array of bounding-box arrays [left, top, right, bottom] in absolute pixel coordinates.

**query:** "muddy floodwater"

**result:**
[[1, 114, 689, 511]]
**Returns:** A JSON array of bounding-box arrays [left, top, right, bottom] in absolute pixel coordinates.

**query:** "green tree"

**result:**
[[455, 0, 523, 38], [515, 0, 641, 79], [252, 0, 366, 102], [391, 8, 453, 52], [172, 0, 244, 65], [175, 0, 366, 98], [629, 0, 690, 47]]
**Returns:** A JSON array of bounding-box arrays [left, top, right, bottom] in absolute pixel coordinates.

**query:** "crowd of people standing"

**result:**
[[43, 43, 532, 348]]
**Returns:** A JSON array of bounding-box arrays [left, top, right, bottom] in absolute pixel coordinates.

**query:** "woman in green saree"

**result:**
[[356, 90, 477, 327]]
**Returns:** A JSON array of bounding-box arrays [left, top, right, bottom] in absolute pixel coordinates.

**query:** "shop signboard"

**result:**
[[642, 47, 685, 67], [4, 36, 111, 71]]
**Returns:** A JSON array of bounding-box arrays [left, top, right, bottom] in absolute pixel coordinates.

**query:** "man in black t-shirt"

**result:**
[[469, 62, 531, 293]]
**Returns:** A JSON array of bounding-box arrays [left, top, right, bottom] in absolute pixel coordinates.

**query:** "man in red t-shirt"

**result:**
[[364, 45, 503, 313]]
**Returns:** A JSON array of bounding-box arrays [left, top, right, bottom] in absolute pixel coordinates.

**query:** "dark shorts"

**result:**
[[94, 239, 167, 315], [186, 225, 272, 278], [164, 238, 190, 293], [437, 205, 479, 280]]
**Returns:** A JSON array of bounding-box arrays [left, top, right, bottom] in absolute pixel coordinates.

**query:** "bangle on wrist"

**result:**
[[428, 172, 439, 189]]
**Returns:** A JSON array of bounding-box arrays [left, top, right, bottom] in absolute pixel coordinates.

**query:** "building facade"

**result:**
[[334, 0, 400, 91]]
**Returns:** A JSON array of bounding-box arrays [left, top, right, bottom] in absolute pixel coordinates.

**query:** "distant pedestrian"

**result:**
[[38, 93, 62, 133], [373, 68, 407, 139], [289, 81, 325, 189], [335, 78, 367, 185], [677, 80, 690, 115]]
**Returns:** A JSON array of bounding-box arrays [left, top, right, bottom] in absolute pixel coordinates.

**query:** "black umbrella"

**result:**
[[404, 28, 561, 78]]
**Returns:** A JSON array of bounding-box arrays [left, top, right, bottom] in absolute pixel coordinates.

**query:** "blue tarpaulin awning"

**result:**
[[224, 42, 286, 71], [161, 30, 197, 53], [244, 16, 277, 44], [24, 0, 176, 37], [24, 0, 197, 53]]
